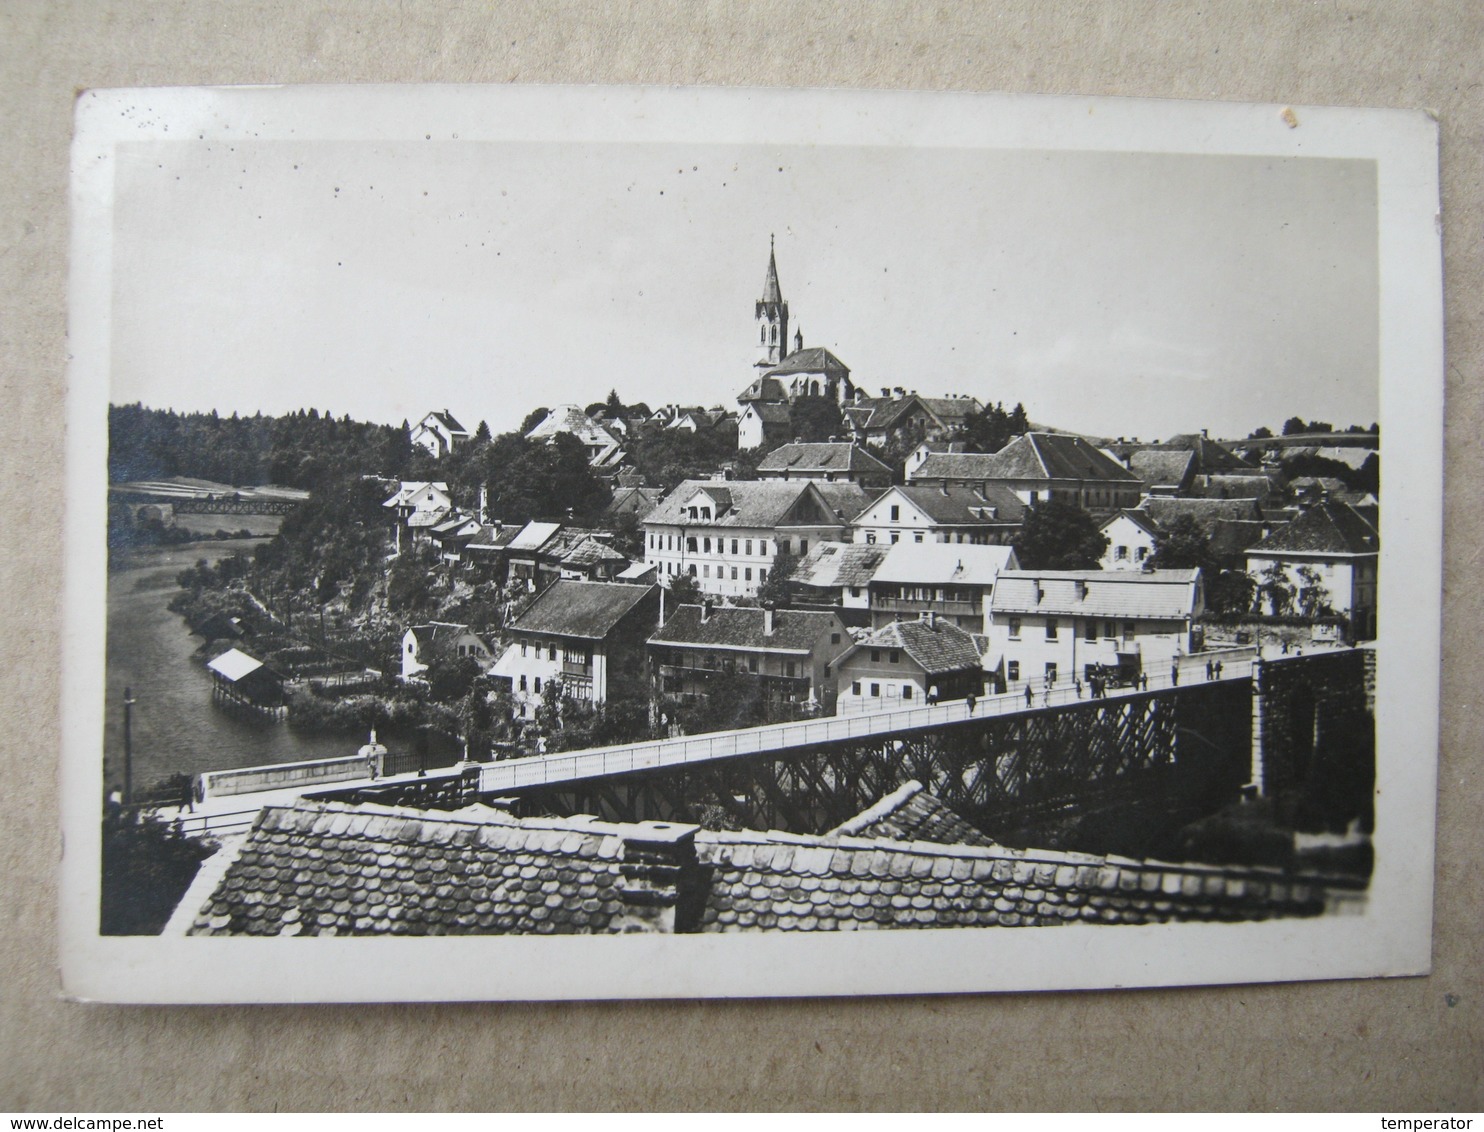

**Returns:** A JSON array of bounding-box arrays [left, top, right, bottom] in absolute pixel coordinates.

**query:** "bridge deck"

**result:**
[[480, 651, 1269, 795]]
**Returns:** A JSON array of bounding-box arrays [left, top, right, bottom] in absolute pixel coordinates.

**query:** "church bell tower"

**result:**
[[755, 235, 790, 370]]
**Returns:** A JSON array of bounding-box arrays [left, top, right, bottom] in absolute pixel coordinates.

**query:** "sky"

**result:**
[[109, 139, 1379, 441]]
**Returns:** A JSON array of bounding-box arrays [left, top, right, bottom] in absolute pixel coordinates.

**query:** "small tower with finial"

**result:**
[[755, 234, 790, 370]]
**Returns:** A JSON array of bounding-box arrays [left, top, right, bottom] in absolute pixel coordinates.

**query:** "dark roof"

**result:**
[[644, 480, 858, 530], [559, 537, 627, 568], [186, 802, 633, 936], [1128, 449, 1196, 489], [757, 442, 892, 477], [845, 394, 979, 434], [1142, 497, 1264, 530], [1101, 508, 1163, 539], [830, 781, 998, 847], [790, 542, 893, 589], [424, 410, 468, 434], [1208, 519, 1273, 560], [186, 796, 1349, 936], [601, 486, 663, 519], [1247, 500, 1378, 556], [765, 346, 850, 378], [1164, 434, 1256, 472], [842, 618, 984, 677], [406, 623, 483, 663], [508, 580, 657, 640], [649, 605, 841, 654], [737, 376, 788, 404], [743, 401, 793, 424], [969, 433, 1139, 484], [883, 483, 1027, 525]]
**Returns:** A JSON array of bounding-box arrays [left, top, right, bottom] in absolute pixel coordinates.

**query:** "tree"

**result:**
[[1281, 416, 1309, 436], [1257, 562, 1295, 616], [1247, 425, 1274, 440], [1294, 565, 1334, 619], [473, 420, 492, 443], [1208, 569, 1257, 616], [518, 407, 550, 435], [1146, 515, 1220, 574], [666, 571, 702, 606], [755, 550, 797, 608], [788, 395, 845, 443], [1012, 501, 1109, 570]]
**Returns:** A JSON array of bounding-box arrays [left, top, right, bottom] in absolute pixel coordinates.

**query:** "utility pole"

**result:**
[[122, 685, 137, 806]]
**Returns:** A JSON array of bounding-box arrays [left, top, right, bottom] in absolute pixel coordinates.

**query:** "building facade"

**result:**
[[834, 615, 985, 714]]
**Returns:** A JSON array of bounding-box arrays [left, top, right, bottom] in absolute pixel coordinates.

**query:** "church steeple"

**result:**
[[755, 234, 790, 369]]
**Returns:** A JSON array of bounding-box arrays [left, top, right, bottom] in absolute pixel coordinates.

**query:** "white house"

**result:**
[[524, 404, 624, 467], [490, 580, 660, 720], [851, 484, 1025, 547], [910, 432, 1141, 511], [866, 542, 1019, 632], [381, 480, 453, 552], [1099, 510, 1161, 571], [833, 615, 986, 715], [787, 542, 892, 612], [401, 622, 493, 681], [642, 479, 866, 598], [410, 411, 471, 459], [737, 400, 791, 450], [985, 568, 1204, 688], [1244, 500, 1378, 640]]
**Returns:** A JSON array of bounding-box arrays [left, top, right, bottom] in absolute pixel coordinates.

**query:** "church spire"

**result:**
[[755, 234, 789, 369]]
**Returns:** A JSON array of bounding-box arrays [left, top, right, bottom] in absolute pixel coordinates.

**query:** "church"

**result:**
[[736, 239, 857, 451]]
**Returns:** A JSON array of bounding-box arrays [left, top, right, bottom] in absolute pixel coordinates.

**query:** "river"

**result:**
[[104, 522, 374, 794]]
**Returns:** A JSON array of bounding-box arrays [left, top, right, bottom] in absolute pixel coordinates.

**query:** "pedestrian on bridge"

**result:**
[[967, 691, 977, 714], [1139, 673, 1148, 691], [1074, 678, 1083, 699], [1024, 684, 1033, 707], [1215, 660, 1224, 679], [1171, 663, 1180, 687], [1206, 659, 1215, 680]]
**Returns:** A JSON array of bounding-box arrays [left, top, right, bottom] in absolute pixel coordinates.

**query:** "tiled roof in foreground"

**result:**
[[184, 790, 1359, 937]]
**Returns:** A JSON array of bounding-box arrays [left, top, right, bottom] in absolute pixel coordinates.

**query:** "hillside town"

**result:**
[[103, 242, 1381, 938]]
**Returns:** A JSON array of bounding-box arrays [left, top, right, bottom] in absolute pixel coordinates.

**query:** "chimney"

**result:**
[[762, 604, 775, 636], [926, 610, 937, 629], [1201, 428, 1209, 439], [613, 821, 704, 933], [478, 483, 489, 525], [701, 599, 712, 624], [940, 481, 949, 495]]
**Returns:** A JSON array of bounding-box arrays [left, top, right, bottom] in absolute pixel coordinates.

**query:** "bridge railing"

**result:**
[[480, 652, 1262, 793]]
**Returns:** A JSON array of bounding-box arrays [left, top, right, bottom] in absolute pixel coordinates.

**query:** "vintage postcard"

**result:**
[[61, 85, 1442, 1002]]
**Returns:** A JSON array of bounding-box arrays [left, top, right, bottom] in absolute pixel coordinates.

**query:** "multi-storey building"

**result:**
[[909, 432, 1142, 512], [833, 615, 986, 714], [851, 483, 1025, 546], [866, 542, 1019, 632], [642, 479, 867, 598]]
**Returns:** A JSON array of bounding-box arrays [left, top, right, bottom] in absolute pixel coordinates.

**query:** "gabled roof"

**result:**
[[643, 480, 855, 530], [524, 404, 620, 450], [1100, 509, 1163, 539], [406, 508, 451, 528], [790, 542, 893, 590], [559, 537, 627, 568], [970, 432, 1140, 484], [742, 400, 793, 425], [839, 618, 984, 677], [990, 569, 1201, 620], [829, 781, 997, 848], [869, 542, 1018, 586], [845, 393, 978, 434], [508, 580, 657, 640], [206, 648, 266, 683], [506, 520, 563, 553], [1199, 474, 1277, 501], [1142, 497, 1264, 530], [601, 486, 663, 520], [738, 375, 788, 404], [870, 483, 1027, 526], [381, 480, 450, 508], [757, 442, 892, 477], [419, 410, 469, 435], [184, 796, 1345, 936], [1164, 433, 1256, 472], [406, 622, 482, 660], [649, 605, 841, 654], [1127, 449, 1196, 490], [765, 346, 850, 378], [1246, 500, 1378, 556]]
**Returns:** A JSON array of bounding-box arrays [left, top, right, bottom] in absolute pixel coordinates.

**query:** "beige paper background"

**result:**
[[2, 0, 1479, 1111]]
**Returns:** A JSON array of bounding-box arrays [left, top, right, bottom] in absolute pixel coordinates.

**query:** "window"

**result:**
[[548, 645, 557, 660], [1044, 663, 1057, 683], [1008, 617, 1022, 639], [703, 565, 710, 578], [731, 567, 738, 580], [731, 539, 738, 554], [914, 532, 924, 543], [686, 537, 698, 553], [1084, 620, 1097, 643], [852, 680, 861, 695], [688, 565, 697, 576], [831, 632, 841, 644], [533, 677, 542, 692], [703, 538, 711, 553], [890, 533, 899, 544], [902, 685, 912, 700], [890, 505, 900, 521], [521, 642, 529, 657], [865, 532, 877, 544], [519, 675, 527, 691], [785, 661, 796, 677], [1135, 546, 1148, 562], [759, 569, 768, 582], [745, 540, 753, 555], [889, 650, 900, 664], [871, 650, 881, 662], [1115, 545, 1128, 561], [1124, 621, 1136, 640], [1007, 660, 1020, 682], [745, 568, 752, 581], [799, 539, 808, 555], [1045, 618, 1059, 640], [870, 683, 881, 697], [851, 587, 861, 597]]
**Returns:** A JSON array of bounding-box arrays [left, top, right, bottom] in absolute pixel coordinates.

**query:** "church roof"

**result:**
[[760, 244, 783, 305], [765, 346, 851, 379]]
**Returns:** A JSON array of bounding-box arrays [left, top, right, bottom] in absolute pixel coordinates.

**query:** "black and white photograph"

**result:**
[[61, 85, 1442, 1002]]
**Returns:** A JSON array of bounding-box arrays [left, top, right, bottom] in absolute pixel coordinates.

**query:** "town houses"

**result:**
[[360, 239, 1380, 746]]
